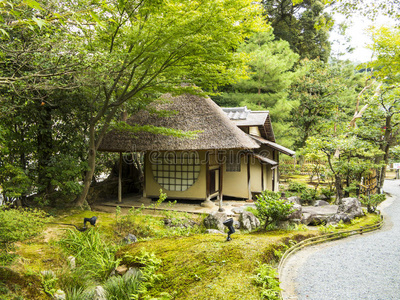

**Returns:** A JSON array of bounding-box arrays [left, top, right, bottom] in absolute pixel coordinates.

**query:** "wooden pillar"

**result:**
[[118, 152, 122, 203], [218, 158, 224, 212], [247, 155, 251, 200]]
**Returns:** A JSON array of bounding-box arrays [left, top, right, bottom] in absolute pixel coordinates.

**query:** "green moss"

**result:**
[[117, 232, 316, 299]]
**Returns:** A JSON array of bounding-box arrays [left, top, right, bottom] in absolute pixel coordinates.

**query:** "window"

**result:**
[[226, 152, 241, 172], [151, 152, 201, 191]]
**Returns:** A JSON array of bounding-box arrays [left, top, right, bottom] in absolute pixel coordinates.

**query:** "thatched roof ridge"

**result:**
[[98, 93, 260, 152]]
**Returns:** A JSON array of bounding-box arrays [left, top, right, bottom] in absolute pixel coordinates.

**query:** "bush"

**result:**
[[360, 194, 386, 213], [300, 187, 317, 205], [287, 182, 307, 193], [0, 207, 48, 244], [255, 191, 294, 230], [320, 187, 335, 199], [252, 264, 281, 300]]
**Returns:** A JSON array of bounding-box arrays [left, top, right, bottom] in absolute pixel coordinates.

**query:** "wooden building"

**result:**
[[98, 93, 294, 205]]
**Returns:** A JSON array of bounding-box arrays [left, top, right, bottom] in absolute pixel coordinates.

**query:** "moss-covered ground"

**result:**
[[0, 205, 382, 300]]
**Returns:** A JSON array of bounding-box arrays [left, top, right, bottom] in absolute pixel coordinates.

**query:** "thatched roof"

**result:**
[[98, 94, 260, 152]]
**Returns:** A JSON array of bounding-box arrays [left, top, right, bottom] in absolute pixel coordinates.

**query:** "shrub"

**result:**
[[255, 191, 294, 230], [0, 206, 48, 265], [252, 264, 281, 300], [320, 187, 335, 199], [360, 194, 386, 213], [300, 187, 317, 205], [287, 182, 307, 193]]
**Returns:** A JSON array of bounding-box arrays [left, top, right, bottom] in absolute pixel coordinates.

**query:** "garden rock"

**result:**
[[231, 207, 245, 214], [204, 212, 227, 232], [327, 213, 351, 225], [239, 211, 260, 231], [67, 256, 75, 269], [93, 286, 106, 300], [317, 194, 329, 201], [115, 265, 128, 275], [205, 229, 224, 234], [301, 206, 338, 225], [338, 197, 364, 218], [164, 218, 198, 228], [287, 196, 301, 205], [314, 200, 330, 206], [123, 234, 138, 245], [53, 290, 66, 300], [287, 203, 302, 220]]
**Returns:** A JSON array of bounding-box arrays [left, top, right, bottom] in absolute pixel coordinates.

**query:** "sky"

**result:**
[[329, 12, 397, 63]]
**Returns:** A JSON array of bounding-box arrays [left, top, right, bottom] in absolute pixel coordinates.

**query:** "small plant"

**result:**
[[252, 264, 281, 300], [40, 271, 58, 297], [287, 182, 307, 193], [320, 187, 335, 200], [300, 187, 317, 205], [58, 228, 121, 281], [360, 194, 386, 213], [103, 270, 144, 300], [255, 191, 294, 230]]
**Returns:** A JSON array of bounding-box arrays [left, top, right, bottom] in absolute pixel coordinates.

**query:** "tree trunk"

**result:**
[[335, 174, 343, 204], [76, 124, 97, 208]]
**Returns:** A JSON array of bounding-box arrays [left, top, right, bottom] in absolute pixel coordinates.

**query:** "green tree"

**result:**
[[262, 0, 333, 62], [289, 59, 363, 148], [212, 30, 299, 147], [64, 0, 268, 206], [303, 134, 383, 202]]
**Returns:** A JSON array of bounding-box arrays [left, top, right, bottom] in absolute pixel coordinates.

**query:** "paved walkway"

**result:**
[[92, 193, 253, 216], [281, 180, 400, 300]]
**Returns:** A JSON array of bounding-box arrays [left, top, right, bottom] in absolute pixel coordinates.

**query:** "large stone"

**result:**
[[287, 203, 302, 220], [301, 205, 339, 225], [231, 207, 245, 214], [123, 234, 138, 245], [287, 196, 301, 205], [314, 200, 330, 206], [338, 197, 364, 218], [204, 212, 228, 232], [327, 213, 351, 225], [93, 286, 106, 300], [239, 211, 260, 231]]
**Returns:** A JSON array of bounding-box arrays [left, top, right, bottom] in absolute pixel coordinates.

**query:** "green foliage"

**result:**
[[252, 264, 281, 300], [39, 272, 58, 297], [287, 182, 307, 193], [320, 187, 335, 200], [255, 190, 294, 229], [300, 187, 317, 205], [263, 0, 333, 62], [0, 164, 31, 202], [360, 193, 386, 213], [58, 228, 121, 281], [0, 207, 48, 244], [103, 270, 145, 300]]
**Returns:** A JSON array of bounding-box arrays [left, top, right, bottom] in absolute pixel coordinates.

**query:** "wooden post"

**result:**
[[118, 152, 122, 203], [247, 155, 251, 200], [218, 159, 224, 212]]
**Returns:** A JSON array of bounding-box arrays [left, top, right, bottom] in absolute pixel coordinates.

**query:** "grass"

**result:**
[[0, 201, 383, 300], [117, 231, 317, 300]]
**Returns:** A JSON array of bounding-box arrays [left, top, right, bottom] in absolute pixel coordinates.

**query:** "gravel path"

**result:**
[[280, 179, 400, 300]]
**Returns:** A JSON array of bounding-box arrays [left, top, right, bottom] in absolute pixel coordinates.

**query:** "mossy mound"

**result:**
[[117, 231, 316, 299]]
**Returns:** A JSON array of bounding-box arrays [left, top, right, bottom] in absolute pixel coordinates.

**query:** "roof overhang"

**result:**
[[249, 152, 278, 167], [249, 135, 296, 157]]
